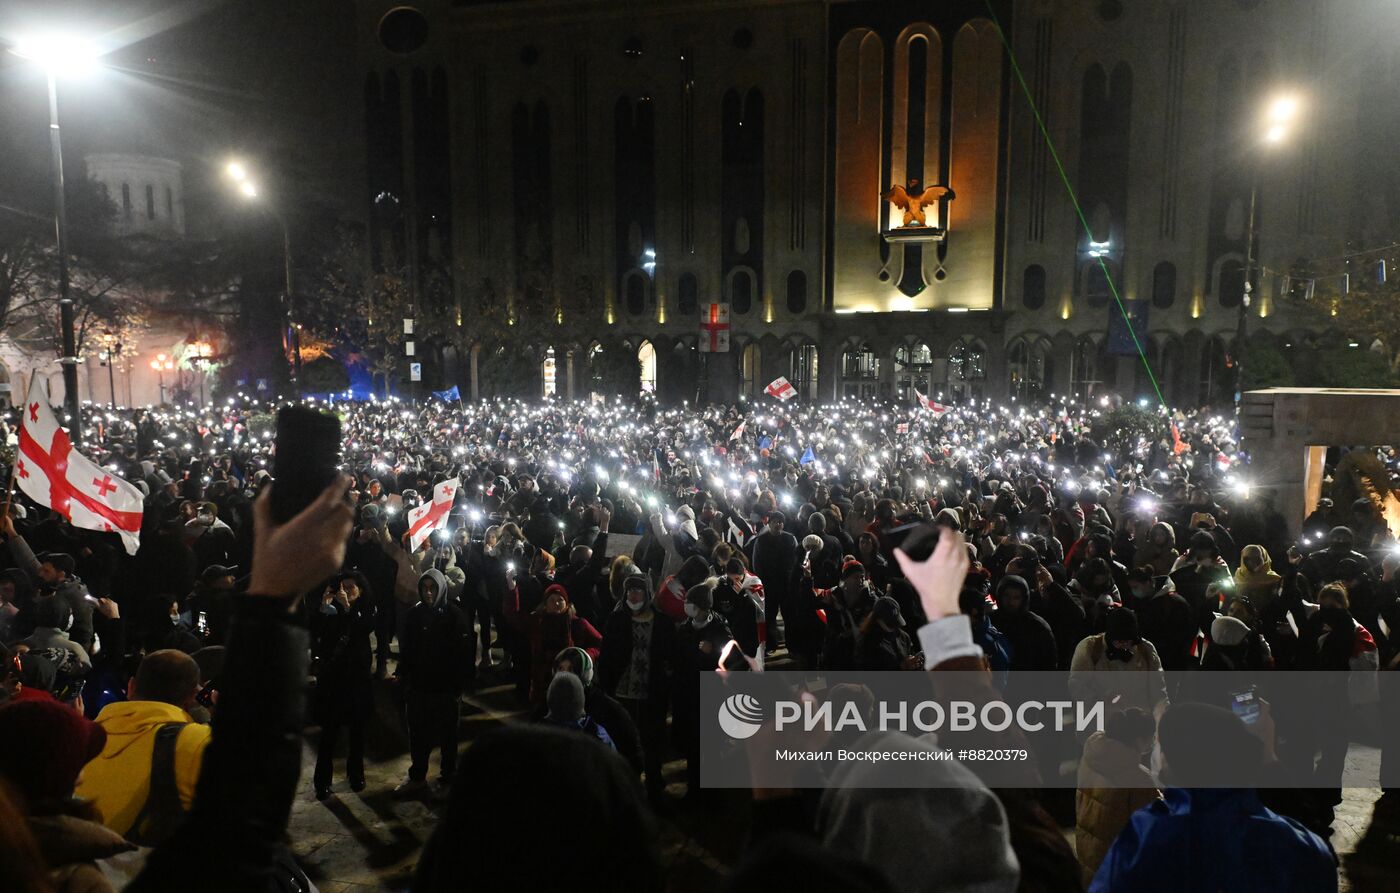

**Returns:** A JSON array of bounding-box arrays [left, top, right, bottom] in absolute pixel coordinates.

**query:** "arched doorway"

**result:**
[[786, 342, 819, 401], [840, 342, 880, 401], [894, 342, 933, 404], [541, 346, 558, 397], [1199, 335, 1232, 408], [1071, 336, 1099, 401], [740, 342, 760, 397], [1008, 336, 1052, 401], [638, 340, 657, 394], [948, 338, 987, 401]]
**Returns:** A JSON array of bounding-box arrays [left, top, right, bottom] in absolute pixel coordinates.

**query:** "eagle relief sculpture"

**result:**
[[883, 179, 953, 228]]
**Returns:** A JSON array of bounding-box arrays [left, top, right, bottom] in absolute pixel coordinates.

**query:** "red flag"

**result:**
[[764, 377, 797, 402], [407, 477, 459, 551], [914, 389, 949, 414], [16, 379, 143, 555]]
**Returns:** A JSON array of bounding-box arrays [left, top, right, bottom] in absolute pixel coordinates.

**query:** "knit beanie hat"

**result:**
[[554, 647, 594, 687], [0, 700, 107, 805], [546, 671, 586, 723]]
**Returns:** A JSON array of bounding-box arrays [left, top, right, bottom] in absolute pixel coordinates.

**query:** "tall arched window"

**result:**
[[1086, 263, 1112, 308], [624, 270, 647, 316], [740, 342, 760, 396], [1009, 338, 1050, 401], [786, 270, 808, 314], [1152, 261, 1177, 308], [1023, 264, 1046, 309], [541, 346, 558, 396], [1218, 258, 1245, 308], [728, 268, 754, 315], [841, 343, 880, 400], [121, 184, 132, 220], [638, 340, 657, 393], [1071, 337, 1099, 400], [678, 273, 698, 315], [788, 343, 818, 400], [894, 342, 933, 403]]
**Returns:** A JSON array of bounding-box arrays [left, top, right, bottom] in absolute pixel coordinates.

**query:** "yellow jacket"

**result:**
[[75, 700, 212, 839]]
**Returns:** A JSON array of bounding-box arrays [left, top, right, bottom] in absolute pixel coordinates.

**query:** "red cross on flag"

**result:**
[[698, 303, 730, 353], [406, 477, 459, 552], [914, 389, 950, 415], [764, 376, 797, 402], [15, 379, 144, 555]]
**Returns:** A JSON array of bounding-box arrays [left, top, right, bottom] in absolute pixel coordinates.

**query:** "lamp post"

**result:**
[[223, 161, 300, 394], [10, 36, 101, 443], [188, 339, 212, 406], [1236, 94, 1300, 411], [100, 329, 121, 409], [149, 353, 174, 404]]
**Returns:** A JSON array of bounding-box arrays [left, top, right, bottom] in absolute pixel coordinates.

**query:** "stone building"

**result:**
[[350, 0, 1400, 405]]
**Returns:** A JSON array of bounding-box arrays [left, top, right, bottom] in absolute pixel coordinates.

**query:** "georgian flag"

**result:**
[[407, 477, 459, 551], [915, 389, 950, 415], [765, 377, 797, 402], [15, 378, 143, 555]]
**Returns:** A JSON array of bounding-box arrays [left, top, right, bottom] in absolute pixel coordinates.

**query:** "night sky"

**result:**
[[0, 0, 359, 223]]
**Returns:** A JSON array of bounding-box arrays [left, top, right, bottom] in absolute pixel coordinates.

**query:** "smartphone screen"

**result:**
[[270, 406, 342, 523], [1230, 687, 1261, 725]]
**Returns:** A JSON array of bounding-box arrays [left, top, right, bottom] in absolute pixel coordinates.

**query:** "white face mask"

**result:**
[[627, 597, 647, 613]]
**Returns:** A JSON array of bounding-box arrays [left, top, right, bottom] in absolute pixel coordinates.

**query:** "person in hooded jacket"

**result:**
[[1129, 567, 1198, 673], [990, 574, 1058, 671], [310, 571, 378, 799], [1131, 522, 1179, 578], [1075, 707, 1158, 886], [673, 580, 738, 795], [1233, 544, 1283, 614], [598, 572, 676, 801], [714, 557, 765, 656], [1299, 526, 1373, 587], [550, 646, 643, 776], [395, 568, 473, 797], [854, 596, 918, 671]]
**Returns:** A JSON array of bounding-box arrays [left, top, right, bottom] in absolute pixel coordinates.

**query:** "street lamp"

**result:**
[[188, 339, 213, 406], [1236, 92, 1301, 410], [9, 34, 104, 443], [149, 353, 174, 404], [224, 160, 300, 392], [100, 329, 122, 409]]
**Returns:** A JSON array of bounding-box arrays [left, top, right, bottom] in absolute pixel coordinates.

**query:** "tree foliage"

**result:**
[[1092, 405, 1165, 455]]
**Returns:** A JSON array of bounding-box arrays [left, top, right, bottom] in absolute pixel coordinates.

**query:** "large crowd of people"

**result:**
[[0, 391, 1397, 892]]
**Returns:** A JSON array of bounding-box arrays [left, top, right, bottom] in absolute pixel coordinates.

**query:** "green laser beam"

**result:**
[[981, 2, 1167, 409]]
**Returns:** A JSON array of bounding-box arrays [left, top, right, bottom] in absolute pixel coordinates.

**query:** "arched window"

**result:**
[[741, 342, 759, 396], [1152, 261, 1176, 308], [841, 343, 880, 400], [894, 342, 933, 403], [121, 183, 132, 220], [1023, 264, 1046, 310], [541, 346, 558, 396], [1218, 258, 1245, 308], [1071, 337, 1099, 400], [1199, 336, 1232, 405], [786, 270, 807, 314], [638, 340, 657, 393], [678, 273, 698, 315], [624, 270, 647, 316], [1009, 338, 1050, 401], [729, 268, 754, 315], [1086, 263, 1112, 308], [788, 343, 819, 400]]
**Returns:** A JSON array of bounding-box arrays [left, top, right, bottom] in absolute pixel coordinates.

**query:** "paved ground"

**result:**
[[287, 666, 1400, 892]]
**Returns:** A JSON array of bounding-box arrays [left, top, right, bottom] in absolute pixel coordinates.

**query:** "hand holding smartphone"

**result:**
[[271, 406, 343, 524]]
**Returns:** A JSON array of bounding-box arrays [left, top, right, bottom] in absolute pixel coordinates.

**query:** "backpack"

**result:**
[[128, 722, 190, 846]]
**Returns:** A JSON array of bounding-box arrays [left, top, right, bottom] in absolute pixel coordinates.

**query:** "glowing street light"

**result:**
[[8, 32, 108, 442], [222, 158, 299, 391]]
